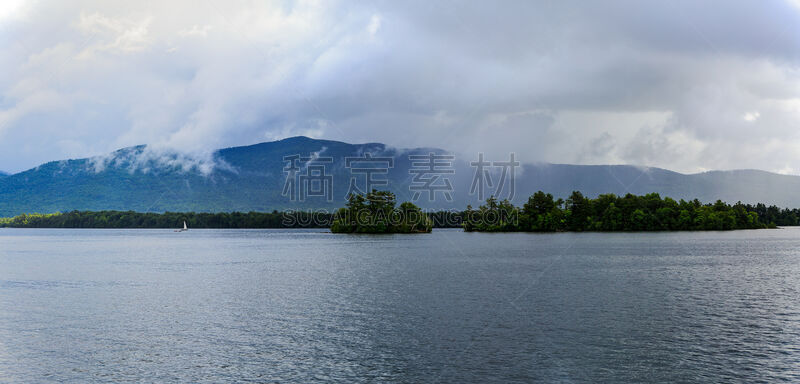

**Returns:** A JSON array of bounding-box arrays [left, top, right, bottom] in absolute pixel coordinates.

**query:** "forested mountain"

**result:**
[[1, 136, 800, 216]]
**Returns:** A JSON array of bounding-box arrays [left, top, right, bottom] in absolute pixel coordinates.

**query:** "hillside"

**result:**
[[1, 136, 799, 216]]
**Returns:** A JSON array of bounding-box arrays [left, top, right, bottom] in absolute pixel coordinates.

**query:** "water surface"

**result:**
[[0, 228, 799, 382]]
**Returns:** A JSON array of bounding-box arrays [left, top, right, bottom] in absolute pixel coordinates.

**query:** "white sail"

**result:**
[[175, 221, 188, 232]]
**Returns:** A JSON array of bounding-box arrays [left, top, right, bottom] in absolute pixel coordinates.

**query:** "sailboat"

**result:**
[[174, 221, 188, 232]]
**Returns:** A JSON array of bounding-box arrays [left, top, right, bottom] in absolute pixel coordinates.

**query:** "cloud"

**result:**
[[0, 0, 27, 23], [178, 25, 211, 38], [76, 12, 153, 54], [0, 0, 799, 175], [743, 112, 760, 122], [87, 144, 230, 176], [367, 14, 381, 37]]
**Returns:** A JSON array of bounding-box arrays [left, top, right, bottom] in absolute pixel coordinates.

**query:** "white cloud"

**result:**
[[367, 14, 381, 37], [178, 25, 211, 38], [0, 0, 26, 23], [743, 111, 760, 122], [76, 12, 153, 53]]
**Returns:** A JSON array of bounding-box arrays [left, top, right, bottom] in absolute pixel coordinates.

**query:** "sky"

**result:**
[[0, 0, 799, 174]]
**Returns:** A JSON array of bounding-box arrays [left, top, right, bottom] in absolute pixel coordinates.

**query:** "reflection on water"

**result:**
[[0, 228, 799, 382]]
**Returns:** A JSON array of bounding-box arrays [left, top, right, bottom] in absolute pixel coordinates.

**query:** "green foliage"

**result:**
[[330, 190, 432, 233], [463, 196, 521, 232], [0, 210, 331, 229], [463, 191, 770, 232], [1, 191, 788, 233], [748, 203, 800, 227]]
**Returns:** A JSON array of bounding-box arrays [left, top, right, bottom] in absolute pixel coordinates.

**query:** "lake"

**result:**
[[0, 228, 798, 382]]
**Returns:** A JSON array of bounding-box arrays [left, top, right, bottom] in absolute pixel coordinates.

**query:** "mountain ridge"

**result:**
[[1, 136, 786, 179], [1, 136, 799, 216]]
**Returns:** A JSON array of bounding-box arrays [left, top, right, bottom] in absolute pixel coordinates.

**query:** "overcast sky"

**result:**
[[1, 0, 799, 174]]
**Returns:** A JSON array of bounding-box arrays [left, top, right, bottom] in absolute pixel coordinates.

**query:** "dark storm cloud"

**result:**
[[0, 0, 798, 174]]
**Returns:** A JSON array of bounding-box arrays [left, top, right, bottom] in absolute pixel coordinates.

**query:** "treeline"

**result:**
[[0, 208, 454, 230], [0, 211, 332, 229], [749, 204, 800, 226], [0, 209, 451, 229], [1, 191, 798, 231], [463, 191, 772, 232]]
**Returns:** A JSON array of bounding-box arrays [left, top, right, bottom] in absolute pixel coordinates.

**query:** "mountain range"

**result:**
[[1, 136, 799, 216]]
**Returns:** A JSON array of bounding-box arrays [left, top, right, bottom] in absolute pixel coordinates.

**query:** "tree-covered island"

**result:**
[[330, 190, 433, 233], [463, 191, 769, 232]]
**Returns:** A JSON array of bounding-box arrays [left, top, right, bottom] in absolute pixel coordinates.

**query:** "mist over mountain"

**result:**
[[0, 136, 798, 217]]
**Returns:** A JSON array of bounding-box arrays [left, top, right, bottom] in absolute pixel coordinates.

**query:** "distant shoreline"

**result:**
[[0, 210, 460, 230], [0, 227, 785, 232], [2, 190, 798, 232]]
